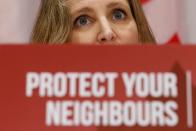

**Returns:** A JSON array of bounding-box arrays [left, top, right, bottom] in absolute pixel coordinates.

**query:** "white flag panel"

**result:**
[[142, 0, 196, 44]]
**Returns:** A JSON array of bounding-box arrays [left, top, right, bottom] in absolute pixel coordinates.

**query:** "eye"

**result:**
[[112, 9, 127, 21], [74, 16, 91, 27]]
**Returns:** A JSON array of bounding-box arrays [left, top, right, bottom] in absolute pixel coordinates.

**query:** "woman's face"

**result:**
[[67, 0, 139, 45]]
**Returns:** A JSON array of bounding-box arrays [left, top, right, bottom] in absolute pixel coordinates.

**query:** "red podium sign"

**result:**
[[0, 45, 195, 131]]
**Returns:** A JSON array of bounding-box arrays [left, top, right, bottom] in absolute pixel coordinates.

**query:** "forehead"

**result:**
[[66, 0, 130, 13]]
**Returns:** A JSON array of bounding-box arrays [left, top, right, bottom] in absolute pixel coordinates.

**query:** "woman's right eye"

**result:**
[[112, 9, 127, 21], [74, 16, 91, 27]]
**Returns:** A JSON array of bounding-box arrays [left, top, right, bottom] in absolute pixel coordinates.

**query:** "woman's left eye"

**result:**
[[74, 16, 91, 28], [112, 9, 126, 20]]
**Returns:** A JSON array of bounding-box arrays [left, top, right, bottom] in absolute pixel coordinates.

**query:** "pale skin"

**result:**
[[66, 0, 139, 44]]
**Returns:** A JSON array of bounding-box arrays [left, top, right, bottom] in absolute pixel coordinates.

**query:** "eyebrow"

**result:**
[[72, 7, 94, 15], [106, 2, 129, 9], [72, 1, 128, 14]]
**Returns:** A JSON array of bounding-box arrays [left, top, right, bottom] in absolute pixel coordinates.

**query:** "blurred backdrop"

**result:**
[[0, 0, 196, 44]]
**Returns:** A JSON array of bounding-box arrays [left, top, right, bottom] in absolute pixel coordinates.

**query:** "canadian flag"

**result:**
[[142, 0, 196, 44], [0, 0, 196, 44]]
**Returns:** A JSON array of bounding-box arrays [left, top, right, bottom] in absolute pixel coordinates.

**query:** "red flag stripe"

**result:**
[[141, 0, 151, 4]]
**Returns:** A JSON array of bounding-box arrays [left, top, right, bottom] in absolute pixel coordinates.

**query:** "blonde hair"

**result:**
[[31, 0, 156, 44], [129, 0, 156, 43]]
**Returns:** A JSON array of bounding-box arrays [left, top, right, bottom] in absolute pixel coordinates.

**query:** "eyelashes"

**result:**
[[73, 8, 128, 28]]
